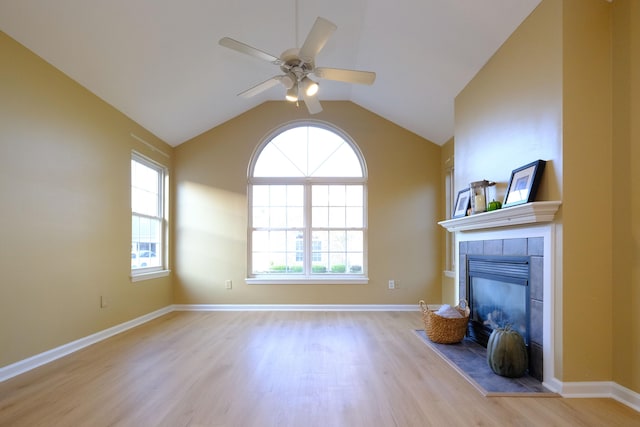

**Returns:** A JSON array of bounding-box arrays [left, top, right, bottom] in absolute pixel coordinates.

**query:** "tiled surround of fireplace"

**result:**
[[459, 237, 544, 381]]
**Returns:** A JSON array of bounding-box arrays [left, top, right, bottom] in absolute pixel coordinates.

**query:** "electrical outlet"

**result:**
[[100, 295, 108, 308], [388, 280, 395, 290], [225, 280, 232, 290]]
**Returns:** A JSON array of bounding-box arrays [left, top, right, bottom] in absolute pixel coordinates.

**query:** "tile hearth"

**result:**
[[414, 330, 556, 396]]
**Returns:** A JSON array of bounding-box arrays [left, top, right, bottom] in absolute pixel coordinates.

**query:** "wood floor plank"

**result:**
[[1, 311, 639, 426]]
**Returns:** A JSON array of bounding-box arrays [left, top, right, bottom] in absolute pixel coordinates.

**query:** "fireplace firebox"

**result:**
[[459, 238, 545, 381], [467, 255, 530, 348]]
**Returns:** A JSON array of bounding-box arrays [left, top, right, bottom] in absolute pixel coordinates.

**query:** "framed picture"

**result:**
[[453, 188, 471, 218], [503, 160, 546, 208]]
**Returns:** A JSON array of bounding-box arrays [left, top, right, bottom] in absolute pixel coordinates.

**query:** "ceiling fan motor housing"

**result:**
[[280, 48, 314, 83]]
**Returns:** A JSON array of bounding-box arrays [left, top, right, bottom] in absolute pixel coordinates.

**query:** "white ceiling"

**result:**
[[0, 0, 541, 147]]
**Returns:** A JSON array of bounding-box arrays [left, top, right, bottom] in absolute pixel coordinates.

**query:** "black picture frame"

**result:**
[[453, 188, 471, 218], [503, 160, 546, 208]]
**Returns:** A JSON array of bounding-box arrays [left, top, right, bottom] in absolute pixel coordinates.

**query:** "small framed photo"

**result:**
[[453, 188, 471, 218], [503, 160, 547, 208]]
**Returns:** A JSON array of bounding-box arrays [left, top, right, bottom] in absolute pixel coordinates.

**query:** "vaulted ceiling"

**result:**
[[0, 0, 541, 147]]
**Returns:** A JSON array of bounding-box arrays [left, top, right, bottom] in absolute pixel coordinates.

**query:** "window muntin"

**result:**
[[131, 153, 166, 274], [248, 123, 367, 280]]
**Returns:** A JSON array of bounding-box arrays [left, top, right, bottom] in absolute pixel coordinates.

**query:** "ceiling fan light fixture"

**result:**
[[279, 74, 295, 90], [285, 83, 299, 102], [302, 77, 319, 96]]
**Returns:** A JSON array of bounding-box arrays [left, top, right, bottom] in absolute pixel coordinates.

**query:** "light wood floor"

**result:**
[[1, 311, 639, 427]]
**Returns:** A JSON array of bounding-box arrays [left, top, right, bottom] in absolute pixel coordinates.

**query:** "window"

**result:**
[[444, 157, 455, 275], [247, 123, 367, 283], [131, 152, 168, 279]]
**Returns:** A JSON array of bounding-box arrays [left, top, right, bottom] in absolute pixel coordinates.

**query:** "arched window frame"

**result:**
[[246, 120, 368, 285]]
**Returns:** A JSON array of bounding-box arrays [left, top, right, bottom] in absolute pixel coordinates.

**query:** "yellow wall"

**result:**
[[455, 0, 562, 201], [612, 0, 640, 392], [628, 0, 640, 394], [562, 0, 613, 383], [173, 101, 443, 305], [0, 32, 174, 368]]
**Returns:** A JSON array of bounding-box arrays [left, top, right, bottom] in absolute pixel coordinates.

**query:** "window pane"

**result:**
[[252, 186, 269, 206], [329, 230, 346, 252], [312, 206, 328, 228], [287, 206, 303, 227], [309, 230, 364, 274], [270, 186, 287, 205], [253, 206, 269, 228], [270, 207, 287, 228], [131, 160, 159, 216], [328, 185, 346, 206], [252, 230, 303, 274], [328, 207, 346, 228], [346, 230, 364, 252], [346, 186, 363, 206], [253, 126, 363, 178], [252, 230, 270, 252], [312, 185, 329, 205], [311, 185, 365, 228], [253, 185, 303, 228], [329, 253, 347, 273], [308, 128, 362, 177], [346, 207, 363, 227], [253, 143, 305, 177], [311, 231, 329, 272], [131, 215, 161, 269]]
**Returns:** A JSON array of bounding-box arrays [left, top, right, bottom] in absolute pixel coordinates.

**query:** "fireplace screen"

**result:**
[[467, 256, 530, 347]]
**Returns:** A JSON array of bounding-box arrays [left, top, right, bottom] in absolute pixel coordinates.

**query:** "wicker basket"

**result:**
[[419, 300, 470, 344]]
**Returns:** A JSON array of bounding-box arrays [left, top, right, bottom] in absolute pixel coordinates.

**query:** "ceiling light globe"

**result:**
[[286, 85, 298, 102], [305, 80, 319, 96]]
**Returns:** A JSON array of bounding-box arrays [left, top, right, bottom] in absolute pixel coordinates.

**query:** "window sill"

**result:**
[[131, 269, 171, 282], [246, 276, 369, 285]]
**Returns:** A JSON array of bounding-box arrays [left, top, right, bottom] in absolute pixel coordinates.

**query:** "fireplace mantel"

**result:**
[[438, 201, 561, 233]]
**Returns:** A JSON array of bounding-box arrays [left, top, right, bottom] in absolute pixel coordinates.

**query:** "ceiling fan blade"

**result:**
[[298, 17, 337, 63], [303, 92, 323, 114], [314, 67, 376, 85], [219, 37, 282, 65], [238, 76, 281, 98]]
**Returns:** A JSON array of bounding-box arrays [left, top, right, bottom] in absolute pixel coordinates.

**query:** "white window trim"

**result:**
[[246, 276, 369, 285], [131, 269, 171, 282], [444, 158, 455, 275], [131, 151, 169, 281], [247, 121, 368, 284]]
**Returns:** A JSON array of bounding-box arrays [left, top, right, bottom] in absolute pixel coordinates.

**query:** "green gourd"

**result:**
[[486, 325, 528, 378]]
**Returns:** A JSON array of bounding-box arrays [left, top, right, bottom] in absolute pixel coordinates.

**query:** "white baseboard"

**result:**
[[172, 304, 419, 311], [559, 380, 617, 398], [0, 306, 172, 383], [553, 379, 640, 412], [612, 382, 640, 413]]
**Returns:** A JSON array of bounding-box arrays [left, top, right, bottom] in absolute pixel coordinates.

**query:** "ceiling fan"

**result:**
[[219, 17, 376, 114]]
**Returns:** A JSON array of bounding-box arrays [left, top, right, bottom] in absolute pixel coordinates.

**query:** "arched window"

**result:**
[[247, 122, 368, 284]]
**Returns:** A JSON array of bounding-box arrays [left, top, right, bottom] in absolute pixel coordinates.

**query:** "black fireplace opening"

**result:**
[[467, 255, 530, 350]]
